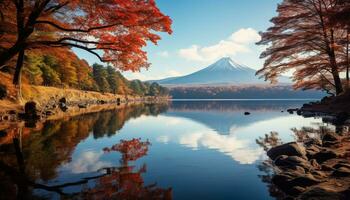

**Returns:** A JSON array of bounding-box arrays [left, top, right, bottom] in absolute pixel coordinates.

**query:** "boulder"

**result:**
[[313, 150, 337, 163], [244, 112, 250, 115], [322, 132, 339, 142], [274, 155, 311, 170], [58, 98, 68, 112], [310, 159, 320, 169], [299, 187, 345, 200], [78, 103, 87, 108], [332, 167, 350, 177], [334, 112, 349, 125], [289, 173, 322, 187], [267, 142, 307, 161]]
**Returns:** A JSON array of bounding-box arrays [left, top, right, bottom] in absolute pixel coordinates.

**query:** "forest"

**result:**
[[0, 47, 169, 97]]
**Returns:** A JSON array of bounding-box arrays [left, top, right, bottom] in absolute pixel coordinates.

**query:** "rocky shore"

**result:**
[[0, 95, 170, 124], [265, 130, 350, 199], [297, 91, 350, 125]]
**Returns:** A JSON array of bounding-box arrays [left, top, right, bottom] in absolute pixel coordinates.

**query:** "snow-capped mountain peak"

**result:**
[[206, 57, 251, 71]]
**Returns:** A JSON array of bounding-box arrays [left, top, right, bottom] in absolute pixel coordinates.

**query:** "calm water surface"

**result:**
[[0, 100, 332, 199]]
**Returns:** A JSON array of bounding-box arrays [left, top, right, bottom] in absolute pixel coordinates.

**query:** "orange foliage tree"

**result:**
[[0, 0, 172, 87], [257, 0, 349, 95]]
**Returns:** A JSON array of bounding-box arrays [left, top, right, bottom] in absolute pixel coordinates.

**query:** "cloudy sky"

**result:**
[[76, 0, 282, 81]]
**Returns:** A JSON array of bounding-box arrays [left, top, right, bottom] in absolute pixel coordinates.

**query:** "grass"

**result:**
[[0, 72, 138, 112]]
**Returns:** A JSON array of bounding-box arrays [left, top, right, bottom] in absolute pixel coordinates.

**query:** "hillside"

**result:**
[[0, 48, 169, 112]]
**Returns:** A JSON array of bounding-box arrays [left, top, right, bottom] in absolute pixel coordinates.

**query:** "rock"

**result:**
[[306, 145, 322, 159], [334, 112, 349, 125], [322, 132, 339, 142], [0, 130, 7, 137], [267, 142, 307, 161], [323, 140, 340, 147], [310, 159, 320, 169], [8, 110, 16, 115], [58, 98, 68, 112], [332, 167, 350, 177], [333, 162, 350, 170], [274, 155, 311, 170], [299, 187, 345, 200], [45, 110, 54, 116], [78, 103, 87, 108], [310, 170, 327, 179], [272, 173, 321, 195], [0, 84, 7, 99], [23, 101, 40, 120], [244, 112, 250, 115], [313, 150, 337, 163], [287, 108, 297, 114], [289, 173, 322, 187]]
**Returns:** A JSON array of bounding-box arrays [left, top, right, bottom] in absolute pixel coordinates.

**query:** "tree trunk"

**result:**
[[328, 29, 343, 95], [329, 54, 343, 95], [13, 49, 25, 101], [347, 30, 350, 88]]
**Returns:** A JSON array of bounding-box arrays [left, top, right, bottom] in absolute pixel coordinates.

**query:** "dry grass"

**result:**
[[0, 72, 140, 112]]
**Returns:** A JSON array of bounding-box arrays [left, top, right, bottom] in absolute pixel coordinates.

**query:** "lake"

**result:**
[[0, 100, 334, 200]]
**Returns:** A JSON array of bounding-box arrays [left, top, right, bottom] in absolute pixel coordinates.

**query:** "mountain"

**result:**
[[154, 57, 290, 86]]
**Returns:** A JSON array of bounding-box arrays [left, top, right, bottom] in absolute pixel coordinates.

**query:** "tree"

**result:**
[[106, 65, 119, 94], [130, 80, 144, 96], [149, 82, 160, 96], [92, 64, 110, 93], [257, 0, 347, 95], [0, 0, 172, 96]]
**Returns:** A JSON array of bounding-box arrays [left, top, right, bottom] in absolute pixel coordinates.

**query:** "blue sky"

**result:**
[[75, 0, 282, 81]]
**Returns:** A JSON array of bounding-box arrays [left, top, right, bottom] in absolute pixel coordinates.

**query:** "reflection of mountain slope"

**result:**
[[165, 101, 307, 135]]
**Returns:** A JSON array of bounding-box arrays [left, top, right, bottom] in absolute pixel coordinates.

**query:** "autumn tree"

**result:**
[[257, 0, 348, 95], [106, 65, 119, 94], [93, 64, 110, 93], [0, 0, 172, 96]]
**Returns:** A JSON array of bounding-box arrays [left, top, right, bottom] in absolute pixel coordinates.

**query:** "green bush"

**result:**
[[0, 84, 7, 99]]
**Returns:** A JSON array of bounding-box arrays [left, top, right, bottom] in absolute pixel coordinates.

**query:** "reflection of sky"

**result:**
[[61, 151, 112, 173]]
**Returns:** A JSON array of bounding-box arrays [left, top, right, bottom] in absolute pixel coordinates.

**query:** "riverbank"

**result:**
[[0, 74, 170, 123]]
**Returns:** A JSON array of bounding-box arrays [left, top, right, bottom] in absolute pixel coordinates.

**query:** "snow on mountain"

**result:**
[[154, 57, 290, 86]]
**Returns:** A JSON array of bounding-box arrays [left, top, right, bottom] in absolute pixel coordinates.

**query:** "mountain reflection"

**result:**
[[167, 101, 305, 135], [0, 103, 170, 199]]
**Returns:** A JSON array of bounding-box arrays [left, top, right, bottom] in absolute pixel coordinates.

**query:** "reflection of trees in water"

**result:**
[[0, 133, 172, 199], [256, 132, 287, 200], [0, 103, 170, 199], [77, 139, 172, 200], [170, 100, 305, 112]]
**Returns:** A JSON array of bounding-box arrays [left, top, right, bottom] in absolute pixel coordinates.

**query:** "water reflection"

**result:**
[[0, 100, 337, 200], [0, 103, 170, 199]]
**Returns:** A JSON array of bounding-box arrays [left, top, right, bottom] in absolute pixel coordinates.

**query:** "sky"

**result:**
[[75, 0, 282, 81]]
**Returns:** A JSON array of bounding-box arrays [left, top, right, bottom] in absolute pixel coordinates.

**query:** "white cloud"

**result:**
[[178, 131, 263, 164], [230, 28, 261, 44], [157, 51, 170, 57], [125, 70, 183, 81], [62, 151, 112, 173], [178, 28, 261, 63]]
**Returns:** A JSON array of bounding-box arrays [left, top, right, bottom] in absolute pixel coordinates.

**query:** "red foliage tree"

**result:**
[[0, 0, 172, 88]]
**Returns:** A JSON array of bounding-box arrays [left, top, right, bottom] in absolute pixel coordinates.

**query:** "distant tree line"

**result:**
[[1, 48, 169, 97], [169, 85, 324, 99]]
